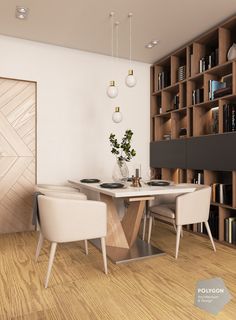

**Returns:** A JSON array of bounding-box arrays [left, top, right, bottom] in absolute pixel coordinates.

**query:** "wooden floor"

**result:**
[[0, 222, 235, 320]]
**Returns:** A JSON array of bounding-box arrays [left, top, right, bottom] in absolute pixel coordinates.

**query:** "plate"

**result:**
[[80, 179, 100, 183], [147, 180, 170, 186], [100, 183, 124, 189]]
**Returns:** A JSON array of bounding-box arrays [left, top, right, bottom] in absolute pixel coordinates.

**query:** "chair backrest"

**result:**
[[149, 183, 199, 207], [38, 196, 107, 243], [36, 184, 80, 193], [175, 185, 211, 225], [38, 190, 87, 200]]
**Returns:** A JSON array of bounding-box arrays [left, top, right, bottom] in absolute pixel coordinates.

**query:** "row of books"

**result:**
[[192, 88, 204, 105], [224, 217, 236, 244], [211, 183, 232, 205], [191, 172, 204, 184], [157, 72, 170, 90], [199, 48, 219, 73], [223, 104, 236, 132]]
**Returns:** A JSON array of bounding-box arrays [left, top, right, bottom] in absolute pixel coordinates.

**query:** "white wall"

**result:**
[[0, 35, 150, 183]]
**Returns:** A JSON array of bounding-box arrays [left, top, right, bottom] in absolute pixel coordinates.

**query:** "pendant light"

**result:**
[[125, 13, 137, 88], [112, 107, 123, 123], [107, 12, 118, 98]]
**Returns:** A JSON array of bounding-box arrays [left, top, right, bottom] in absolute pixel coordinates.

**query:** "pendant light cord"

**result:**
[[110, 12, 114, 59], [128, 13, 133, 68], [115, 21, 119, 59]]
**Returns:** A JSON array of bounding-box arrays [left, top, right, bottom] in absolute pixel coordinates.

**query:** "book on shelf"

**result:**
[[173, 94, 179, 109], [157, 71, 170, 90], [199, 48, 218, 73], [192, 88, 204, 105], [163, 133, 171, 140], [211, 183, 232, 205], [177, 65, 186, 82], [208, 80, 226, 100], [213, 86, 232, 99], [223, 104, 236, 132], [192, 172, 204, 184], [224, 217, 236, 244], [197, 222, 204, 233], [211, 106, 219, 134]]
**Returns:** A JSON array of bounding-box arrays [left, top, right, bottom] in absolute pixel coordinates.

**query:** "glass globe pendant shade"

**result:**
[[125, 69, 137, 87], [107, 80, 118, 98], [112, 107, 123, 123]]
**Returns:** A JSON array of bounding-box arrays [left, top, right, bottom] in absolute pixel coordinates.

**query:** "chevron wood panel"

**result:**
[[0, 78, 36, 234]]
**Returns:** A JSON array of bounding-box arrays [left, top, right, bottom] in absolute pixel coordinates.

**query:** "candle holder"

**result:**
[[130, 175, 142, 187]]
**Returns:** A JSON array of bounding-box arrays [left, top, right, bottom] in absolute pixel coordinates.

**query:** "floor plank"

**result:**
[[0, 222, 235, 319]]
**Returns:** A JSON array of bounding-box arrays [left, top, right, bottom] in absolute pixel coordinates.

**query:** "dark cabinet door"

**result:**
[[186, 134, 236, 171], [150, 140, 186, 169]]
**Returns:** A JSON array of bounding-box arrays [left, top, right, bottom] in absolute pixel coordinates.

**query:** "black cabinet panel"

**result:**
[[150, 140, 186, 169], [186, 133, 236, 171]]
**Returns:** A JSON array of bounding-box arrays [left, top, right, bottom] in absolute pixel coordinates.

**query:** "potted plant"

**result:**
[[109, 129, 136, 182]]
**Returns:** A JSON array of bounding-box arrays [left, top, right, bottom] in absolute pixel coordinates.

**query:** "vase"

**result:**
[[112, 160, 129, 183], [227, 43, 236, 61]]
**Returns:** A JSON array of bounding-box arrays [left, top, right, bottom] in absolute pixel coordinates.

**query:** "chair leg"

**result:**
[[175, 226, 182, 259], [101, 237, 108, 275], [147, 216, 153, 244], [45, 242, 57, 288], [181, 226, 184, 238], [204, 221, 216, 252], [35, 232, 44, 262], [84, 240, 88, 255], [142, 213, 147, 240]]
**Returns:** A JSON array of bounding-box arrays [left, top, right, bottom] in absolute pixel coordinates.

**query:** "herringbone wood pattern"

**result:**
[[0, 78, 36, 233]]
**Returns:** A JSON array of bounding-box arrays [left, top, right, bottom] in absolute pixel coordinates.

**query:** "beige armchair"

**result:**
[[36, 196, 108, 288], [35, 190, 88, 260], [148, 184, 216, 259]]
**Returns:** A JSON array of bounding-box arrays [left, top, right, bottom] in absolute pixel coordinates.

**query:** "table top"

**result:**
[[68, 180, 196, 198]]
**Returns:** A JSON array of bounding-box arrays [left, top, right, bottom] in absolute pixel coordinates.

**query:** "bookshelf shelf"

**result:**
[[211, 202, 236, 210], [150, 14, 236, 248]]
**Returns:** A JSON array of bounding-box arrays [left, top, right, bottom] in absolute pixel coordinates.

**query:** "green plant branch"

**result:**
[[109, 130, 136, 162]]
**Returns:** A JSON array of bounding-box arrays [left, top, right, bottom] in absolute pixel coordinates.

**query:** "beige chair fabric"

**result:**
[[147, 184, 216, 259], [35, 190, 88, 266], [36, 184, 80, 194], [142, 193, 181, 240], [36, 196, 108, 288]]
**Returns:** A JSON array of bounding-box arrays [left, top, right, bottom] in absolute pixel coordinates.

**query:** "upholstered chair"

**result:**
[[147, 184, 216, 258], [36, 196, 108, 288]]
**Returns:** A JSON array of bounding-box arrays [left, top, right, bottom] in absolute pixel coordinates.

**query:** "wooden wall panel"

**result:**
[[0, 78, 36, 233]]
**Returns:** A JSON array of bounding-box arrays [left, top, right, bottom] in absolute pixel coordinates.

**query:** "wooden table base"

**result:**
[[93, 194, 165, 263]]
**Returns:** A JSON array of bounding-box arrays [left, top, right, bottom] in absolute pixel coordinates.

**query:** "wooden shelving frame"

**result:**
[[150, 14, 236, 247]]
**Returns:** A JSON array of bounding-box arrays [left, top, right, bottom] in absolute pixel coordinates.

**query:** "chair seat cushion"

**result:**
[[150, 203, 176, 219]]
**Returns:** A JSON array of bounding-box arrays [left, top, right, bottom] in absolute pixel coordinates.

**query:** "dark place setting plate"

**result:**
[[80, 179, 100, 183], [147, 181, 170, 186], [100, 183, 124, 189]]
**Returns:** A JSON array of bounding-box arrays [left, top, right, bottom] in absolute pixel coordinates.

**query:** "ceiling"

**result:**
[[0, 0, 236, 64]]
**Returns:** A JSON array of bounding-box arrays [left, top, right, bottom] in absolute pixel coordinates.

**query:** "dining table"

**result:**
[[68, 179, 196, 264]]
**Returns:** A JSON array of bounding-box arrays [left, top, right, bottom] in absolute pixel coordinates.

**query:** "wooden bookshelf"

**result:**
[[150, 15, 236, 247]]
